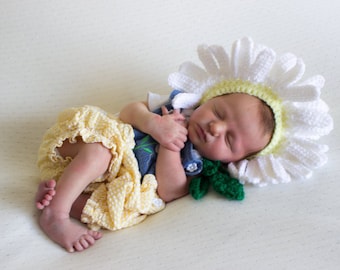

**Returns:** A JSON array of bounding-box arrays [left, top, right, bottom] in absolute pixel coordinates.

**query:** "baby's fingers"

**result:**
[[167, 140, 185, 152], [167, 134, 188, 152], [161, 106, 169, 115], [172, 109, 186, 121]]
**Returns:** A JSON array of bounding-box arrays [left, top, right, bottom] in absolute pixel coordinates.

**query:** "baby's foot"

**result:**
[[40, 208, 102, 252], [35, 179, 56, 210]]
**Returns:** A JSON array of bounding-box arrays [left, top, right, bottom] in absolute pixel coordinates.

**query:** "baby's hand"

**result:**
[[151, 106, 188, 152]]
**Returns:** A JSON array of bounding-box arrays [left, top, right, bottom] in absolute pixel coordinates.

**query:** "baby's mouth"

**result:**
[[196, 124, 206, 142]]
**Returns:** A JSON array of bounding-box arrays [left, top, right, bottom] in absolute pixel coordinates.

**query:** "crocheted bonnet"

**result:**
[[168, 37, 333, 186]]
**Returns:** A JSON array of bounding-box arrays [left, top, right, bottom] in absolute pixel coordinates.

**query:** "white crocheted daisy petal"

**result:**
[[283, 84, 320, 102], [285, 101, 334, 138], [274, 53, 298, 73], [301, 74, 325, 89], [197, 45, 221, 76], [231, 158, 263, 185], [251, 156, 279, 185], [229, 155, 292, 186], [304, 98, 330, 112], [178, 61, 209, 83], [168, 72, 201, 93], [227, 159, 248, 183], [172, 93, 201, 109], [267, 53, 297, 86], [294, 138, 329, 155], [248, 47, 276, 83], [274, 58, 306, 90], [283, 138, 328, 169], [209, 45, 231, 78], [228, 158, 259, 185], [267, 155, 292, 183], [230, 37, 254, 79], [279, 157, 313, 179]]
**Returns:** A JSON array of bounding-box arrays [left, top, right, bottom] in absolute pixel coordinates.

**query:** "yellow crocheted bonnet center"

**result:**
[[199, 80, 285, 156]]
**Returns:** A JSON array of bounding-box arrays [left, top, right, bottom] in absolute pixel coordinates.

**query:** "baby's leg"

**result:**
[[36, 180, 88, 216], [39, 139, 112, 252], [36, 179, 56, 210]]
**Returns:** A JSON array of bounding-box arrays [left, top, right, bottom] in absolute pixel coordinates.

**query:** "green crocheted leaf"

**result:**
[[190, 158, 245, 201], [211, 174, 244, 200], [189, 177, 210, 200], [202, 158, 220, 176]]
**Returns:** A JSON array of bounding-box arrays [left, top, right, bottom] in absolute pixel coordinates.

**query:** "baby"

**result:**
[[35, 37, 333, 253]]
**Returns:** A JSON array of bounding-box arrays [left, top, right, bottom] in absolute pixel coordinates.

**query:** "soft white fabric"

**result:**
[[1, 1, 339, 269]]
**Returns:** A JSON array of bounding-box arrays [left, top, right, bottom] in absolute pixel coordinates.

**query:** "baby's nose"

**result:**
[[209, 120, 226, 137]]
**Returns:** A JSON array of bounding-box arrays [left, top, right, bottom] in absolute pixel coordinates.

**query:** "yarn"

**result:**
[[189, 158, 244, 200], [169, 37, 334, 186]]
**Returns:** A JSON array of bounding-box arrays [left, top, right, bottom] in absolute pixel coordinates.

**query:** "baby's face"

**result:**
[[188, 93, 271, 163]]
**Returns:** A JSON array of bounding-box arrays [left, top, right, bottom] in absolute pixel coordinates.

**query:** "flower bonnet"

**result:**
[[168, 37, 333, 186]]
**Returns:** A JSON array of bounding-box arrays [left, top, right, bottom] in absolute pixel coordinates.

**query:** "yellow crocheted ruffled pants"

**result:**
[[37, 105, 165, 231]]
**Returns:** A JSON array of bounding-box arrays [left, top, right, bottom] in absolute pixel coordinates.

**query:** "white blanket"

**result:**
[[1, 1, 339, 269]]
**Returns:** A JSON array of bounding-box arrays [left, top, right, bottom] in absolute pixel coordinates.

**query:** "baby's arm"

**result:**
[[119, 101, 187, 152], [155, 145, 190, 202], [120, 101, 190, 201], [154, 106, 190, 202]]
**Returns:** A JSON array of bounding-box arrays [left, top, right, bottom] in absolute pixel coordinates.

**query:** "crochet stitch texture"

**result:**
[[189, 158, 244, 200], [168, 37, 333, 186], [37, 106, 165, 231]]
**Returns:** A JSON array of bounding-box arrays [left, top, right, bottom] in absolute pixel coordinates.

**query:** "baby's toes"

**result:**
[[47, 189, 56, 197], [88, 230, 102, 240]]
